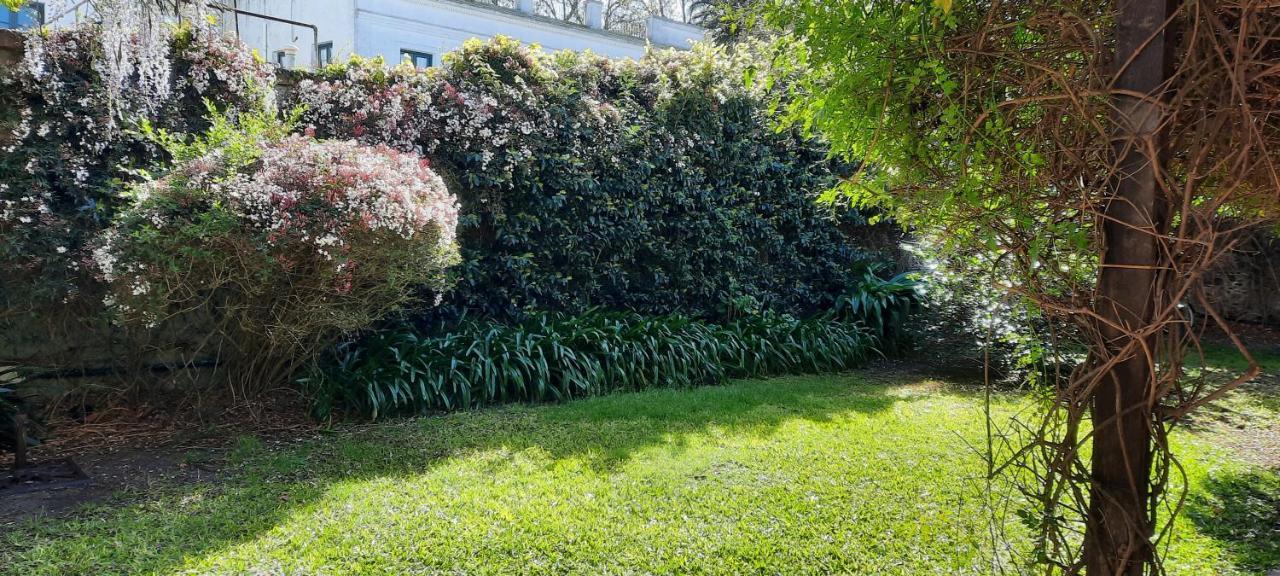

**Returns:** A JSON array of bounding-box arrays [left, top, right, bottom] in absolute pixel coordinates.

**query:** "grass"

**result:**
[[1190, 341, 1280, 416], [2, 369, 1278, 575], [1195, 340, 1280, 374]]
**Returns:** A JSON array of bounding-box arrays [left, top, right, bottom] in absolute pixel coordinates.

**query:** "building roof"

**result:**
[[410, 0, 691, 50]]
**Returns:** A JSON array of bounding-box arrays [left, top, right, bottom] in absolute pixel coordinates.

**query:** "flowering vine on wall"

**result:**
[[0, 25, 275, 306]]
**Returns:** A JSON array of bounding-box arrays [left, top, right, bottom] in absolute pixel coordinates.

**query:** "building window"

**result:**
[[316, 42, 334, 66], [400, 49, 433, 69], [274, 49, 296, 70], [1, 2, 43, 30]]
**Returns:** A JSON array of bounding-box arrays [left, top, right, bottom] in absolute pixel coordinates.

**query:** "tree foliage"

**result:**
[[765, 0, 1279, 573]]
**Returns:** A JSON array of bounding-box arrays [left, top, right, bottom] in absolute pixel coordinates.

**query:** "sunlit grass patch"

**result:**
[[1, 373, 1274, 575]]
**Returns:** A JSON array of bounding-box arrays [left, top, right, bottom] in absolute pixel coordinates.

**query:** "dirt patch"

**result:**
[[0, 391, 318, 525], [1216, 420, 1280, 470], [1205, 321, 1280, 348], [0, 446, 219, 524], [1193, 370, 1280, 470], [868, 351, 991, 387]]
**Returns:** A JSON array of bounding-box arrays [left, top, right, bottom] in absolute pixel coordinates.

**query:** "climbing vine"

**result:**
[[766, 0, 1279, 572]]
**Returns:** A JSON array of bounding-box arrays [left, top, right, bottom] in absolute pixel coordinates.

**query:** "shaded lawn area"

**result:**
[[2, 369, 1277, 575]]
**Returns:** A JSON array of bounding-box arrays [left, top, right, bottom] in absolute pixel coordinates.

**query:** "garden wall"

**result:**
[[0, 30, 21, 65], [1199, 226, 1280, 326]]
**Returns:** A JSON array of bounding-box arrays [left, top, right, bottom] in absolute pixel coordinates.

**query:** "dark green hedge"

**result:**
[[290, 39, 883, 324]]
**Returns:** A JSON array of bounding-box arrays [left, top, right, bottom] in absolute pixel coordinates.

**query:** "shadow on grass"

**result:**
[[1187, 469, 1280, 573], [2, 373, 908, 575]]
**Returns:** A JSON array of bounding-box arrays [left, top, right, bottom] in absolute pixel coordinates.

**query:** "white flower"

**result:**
[[93, 241, 119, 281]]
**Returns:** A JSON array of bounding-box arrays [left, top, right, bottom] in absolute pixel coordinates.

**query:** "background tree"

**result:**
[[765, 0, 1278, 574], [689, 0, 768, 45], [602, 0, 650, 33], [478, 0, 693, 31]]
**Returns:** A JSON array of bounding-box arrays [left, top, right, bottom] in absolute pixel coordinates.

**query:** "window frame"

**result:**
[[316, 41, 334, 66], [400, 49, 433, 69], [274, 49, 296, 69]]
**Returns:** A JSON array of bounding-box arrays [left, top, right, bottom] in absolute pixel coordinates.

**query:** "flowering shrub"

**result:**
[[291, 57, 436, 154], [165, 26, 277, 133], [98, 115, 459, 392], [288, 38, 880, 323], [427, 37, 552, 179], [0, 25, 274, 307], [296, 38, 550, 178]]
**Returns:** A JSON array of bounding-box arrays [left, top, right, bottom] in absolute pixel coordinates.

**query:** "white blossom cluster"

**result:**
[[172, 28, 278, 114], [0, 188, 50, 224], [7, 23, 273, 174], [289, 38, 760, 190], [224, 135, 459, 255], [2, 23, 276, 302], [292, 60, 436, 154], [430, 80, 545, 176], [0, 183, 45, 224], [291, 46, 554, 178], [6, 29, 113, 155], [31, 0, 211, 119]]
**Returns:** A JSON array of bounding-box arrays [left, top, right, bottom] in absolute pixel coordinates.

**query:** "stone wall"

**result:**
[[0, 29, 22, 65], [1200, 227, 1280, 326]]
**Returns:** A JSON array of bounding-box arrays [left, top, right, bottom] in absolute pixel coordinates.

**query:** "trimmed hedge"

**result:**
[[308, 311, 874, 418], [291, 38, 880, 322]]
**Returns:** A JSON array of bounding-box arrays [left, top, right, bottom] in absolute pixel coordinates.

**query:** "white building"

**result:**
[[2, 1, 706, 68], [0, 2, 44, 30], [216, 0, 707, 69]]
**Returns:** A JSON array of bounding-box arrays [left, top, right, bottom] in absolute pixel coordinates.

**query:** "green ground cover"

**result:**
[[3, 363, 1277, 575]]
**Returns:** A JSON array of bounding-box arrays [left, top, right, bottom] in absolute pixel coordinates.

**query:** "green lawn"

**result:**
[[3, 370, 1277, 575]]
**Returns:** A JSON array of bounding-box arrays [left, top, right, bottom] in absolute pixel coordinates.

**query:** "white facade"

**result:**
[[219, 0, 707, 69]]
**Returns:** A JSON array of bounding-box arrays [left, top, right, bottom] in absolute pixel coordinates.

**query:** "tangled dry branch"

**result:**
[[927, 1, 1280, 573]]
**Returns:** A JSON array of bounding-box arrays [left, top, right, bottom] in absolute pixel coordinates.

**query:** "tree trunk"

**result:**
[[1083, 1, 1173, 574]]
